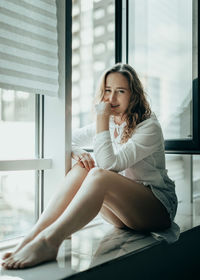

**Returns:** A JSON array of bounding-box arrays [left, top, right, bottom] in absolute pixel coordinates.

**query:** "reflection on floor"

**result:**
[[0, 198, 200, 280]]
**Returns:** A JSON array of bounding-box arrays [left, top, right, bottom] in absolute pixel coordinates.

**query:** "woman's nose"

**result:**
[[109, 92, 116, 103]]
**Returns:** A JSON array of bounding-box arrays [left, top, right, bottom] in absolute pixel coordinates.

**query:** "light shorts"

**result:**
[[145, 183, 178, 222]]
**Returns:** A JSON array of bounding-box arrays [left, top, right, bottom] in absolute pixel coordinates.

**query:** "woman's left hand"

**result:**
[[72, 151, 95, 171]]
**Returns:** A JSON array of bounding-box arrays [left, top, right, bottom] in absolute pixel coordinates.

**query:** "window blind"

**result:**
[[0, 0, 59, 97]]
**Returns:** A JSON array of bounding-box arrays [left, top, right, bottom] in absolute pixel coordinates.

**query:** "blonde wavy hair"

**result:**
[[95, 63, 152, 143]]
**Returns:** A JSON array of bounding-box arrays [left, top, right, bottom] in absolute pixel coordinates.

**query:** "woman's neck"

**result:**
[[114, 115, 126, 125]]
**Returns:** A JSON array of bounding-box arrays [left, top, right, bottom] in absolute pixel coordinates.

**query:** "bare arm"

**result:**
[[72, 123, 96, 170]]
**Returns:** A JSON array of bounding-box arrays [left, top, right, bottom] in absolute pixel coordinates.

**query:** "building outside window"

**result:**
[[72, 0, 115, 130]]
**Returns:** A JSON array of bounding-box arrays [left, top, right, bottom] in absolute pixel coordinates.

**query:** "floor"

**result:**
[[0, 197, 200, 280]]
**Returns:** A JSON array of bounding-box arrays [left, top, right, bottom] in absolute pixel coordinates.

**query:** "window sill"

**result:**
[[0, 237, 24, 252], [0, 216, 103, 252], [1, 207, 200, 280], [0, 219, 160, 279]]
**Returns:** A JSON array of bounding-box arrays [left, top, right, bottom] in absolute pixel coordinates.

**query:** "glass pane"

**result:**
[[72, 0, 115, 130], [128, 0, 196, 139], [0, 90, 36, 242], [193, 155, 200, 199], [0, 90, 35, 160], [166, 154, 200, 230], [193, 155, 200, 227], [166, 154, 192, 231], [0, 171, 35, 241]]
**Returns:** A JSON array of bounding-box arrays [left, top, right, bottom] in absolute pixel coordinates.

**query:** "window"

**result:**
[[166, 154, 200, 230], [0, 91, 35, 160], [0, 91, 36, 240], [123, 0, 200, 221], [0, 0, 58, 242], [0, 170, 36, 240], [127, 0, 199, 152], [193, 155, 200, 201], [72, 0, 115, 130]]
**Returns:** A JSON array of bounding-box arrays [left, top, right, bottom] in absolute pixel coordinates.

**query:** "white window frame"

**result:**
[[43, 0, 72, 210], [0, 159, 51, 171]]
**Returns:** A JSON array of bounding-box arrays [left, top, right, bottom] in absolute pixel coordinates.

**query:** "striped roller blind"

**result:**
[[0, 0, 59, 97]]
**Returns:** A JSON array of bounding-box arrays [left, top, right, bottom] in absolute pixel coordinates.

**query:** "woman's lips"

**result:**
[[111, 105, 120, 108]]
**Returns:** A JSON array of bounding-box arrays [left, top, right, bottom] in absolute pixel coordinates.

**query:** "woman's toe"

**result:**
[[13, 260, 21, 269], [2, 260, 10, 269], [9, 260, 18, 269], [2, 252, 12, 260], [4, 257, 16, 269], [6, 261, 14, 269], [19, 260, 27, 269]]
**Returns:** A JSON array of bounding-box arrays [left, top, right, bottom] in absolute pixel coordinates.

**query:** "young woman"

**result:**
[[2, 63, 178, 269]]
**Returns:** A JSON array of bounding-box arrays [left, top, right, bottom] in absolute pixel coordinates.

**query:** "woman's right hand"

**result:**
[[95, 101, 111, 116], [71, 151, 95, 171]]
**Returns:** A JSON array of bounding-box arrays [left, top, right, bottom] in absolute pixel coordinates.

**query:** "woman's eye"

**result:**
[[105, 89, 111, 93], [118, 90, 125, 94]]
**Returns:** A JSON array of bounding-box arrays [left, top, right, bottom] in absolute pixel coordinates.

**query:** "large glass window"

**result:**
[[0, 170, 35, 240], [0, 0, 58, 242], [166, 154, 200, 230], [0, 91, 36, 241], [128, 0, 197, 140], [193, 155, 200, 199], [0, 90, 35, 160], [72, 0, 115, 130]]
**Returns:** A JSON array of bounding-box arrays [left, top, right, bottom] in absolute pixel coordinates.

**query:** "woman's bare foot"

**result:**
[[2, 229, 38, 260], [2, 236, 58, 269]]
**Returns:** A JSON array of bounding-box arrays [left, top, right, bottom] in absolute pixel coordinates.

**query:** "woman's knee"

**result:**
[[87, 167, 106, 179], [84, 167, 109, 190]]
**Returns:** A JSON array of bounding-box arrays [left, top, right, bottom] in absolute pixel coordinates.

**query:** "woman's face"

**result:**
[[103, 72, 131, 118]]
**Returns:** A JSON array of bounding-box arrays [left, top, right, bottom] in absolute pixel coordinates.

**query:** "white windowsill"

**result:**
[[0, 237, 24, 252], [0, 216, 103, 253], [0, 220, 162, 280]]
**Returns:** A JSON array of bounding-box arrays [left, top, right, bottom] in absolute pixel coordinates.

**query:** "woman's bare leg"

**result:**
[[100, 204, 127, 228], [2, 168, 170, 269], [2, 164, 89, 260], [30, 164, 89, 234]]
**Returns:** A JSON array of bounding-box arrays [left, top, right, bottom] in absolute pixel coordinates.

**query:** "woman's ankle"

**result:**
[[30, 223, 48, 238], [40, 228, 64, 248]]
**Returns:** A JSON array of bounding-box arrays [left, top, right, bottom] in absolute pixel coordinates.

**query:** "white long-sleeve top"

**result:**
[[72, 113, 178, 221]]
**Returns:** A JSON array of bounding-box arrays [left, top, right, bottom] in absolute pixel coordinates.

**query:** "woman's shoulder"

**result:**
[[135, 112, 162, 133]]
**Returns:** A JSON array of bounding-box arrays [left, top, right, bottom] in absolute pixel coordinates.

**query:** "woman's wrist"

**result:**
[[96, 114, 110, 133]]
